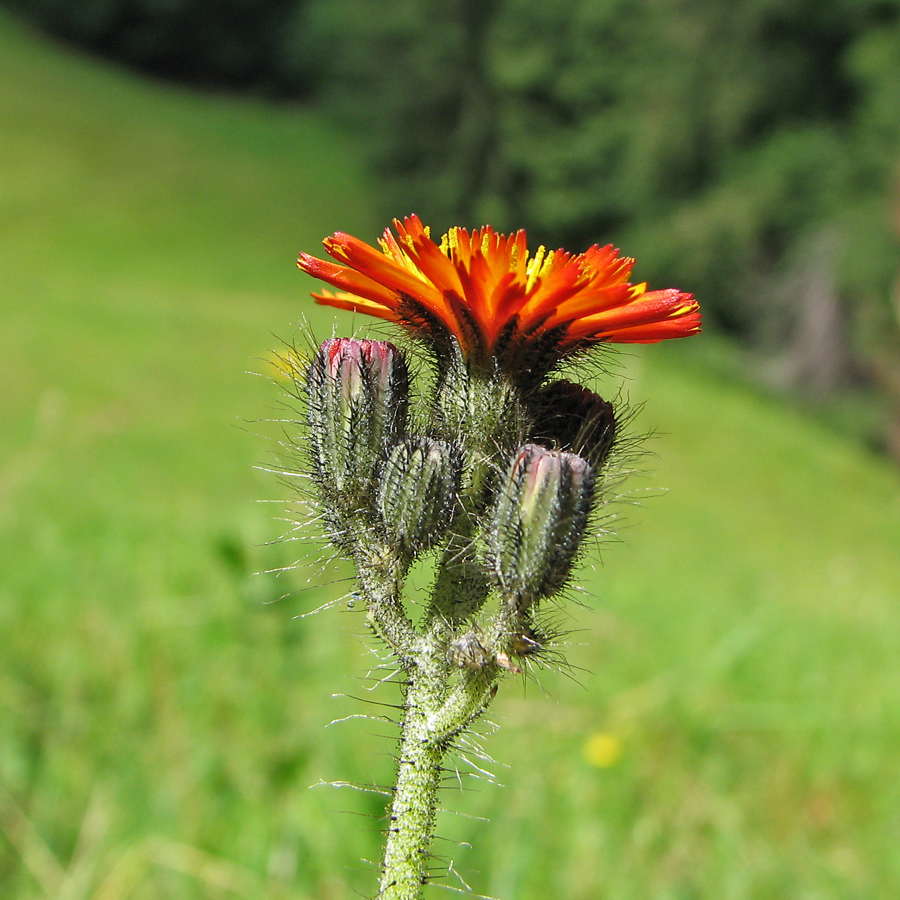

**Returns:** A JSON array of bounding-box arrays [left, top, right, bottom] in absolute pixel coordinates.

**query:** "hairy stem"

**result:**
[[378, 655, 497, 898], [378, 673, 447, 900]]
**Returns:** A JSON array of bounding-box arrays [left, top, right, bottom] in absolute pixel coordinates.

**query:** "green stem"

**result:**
[[372, 360, 524, 897], [378, 673, 447, 900], [379, 666, 497, 899]]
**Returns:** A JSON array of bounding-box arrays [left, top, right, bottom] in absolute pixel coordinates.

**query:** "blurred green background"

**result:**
[[2, 3, 900, 899]]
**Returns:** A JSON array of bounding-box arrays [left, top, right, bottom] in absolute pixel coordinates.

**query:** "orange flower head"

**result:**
[[297, 215, 700, 373]]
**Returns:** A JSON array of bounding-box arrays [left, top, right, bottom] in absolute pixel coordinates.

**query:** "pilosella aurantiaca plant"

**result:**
[[284, 215, 700, 900]]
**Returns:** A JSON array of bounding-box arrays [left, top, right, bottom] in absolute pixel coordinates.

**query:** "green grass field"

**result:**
[[3, 10, 900, 899]]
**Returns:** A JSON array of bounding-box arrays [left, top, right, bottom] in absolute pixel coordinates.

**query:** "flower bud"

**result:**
[[377, 437, 461, 555], [307, 338, 409, 499], [527, 380, 616, 469], [488, 444, 595, 603]]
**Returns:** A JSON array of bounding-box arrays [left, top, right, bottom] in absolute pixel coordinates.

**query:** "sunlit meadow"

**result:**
[[3, 11, 900, 899]]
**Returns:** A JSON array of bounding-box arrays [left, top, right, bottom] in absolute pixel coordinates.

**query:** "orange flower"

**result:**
[[298, 215, 700, 371]]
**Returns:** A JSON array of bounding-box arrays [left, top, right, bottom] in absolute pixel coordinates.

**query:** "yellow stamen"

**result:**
[[383, 233, 427, 278], [542, 250, 555, 278], [441, 227, 460, 260], [526, 246, 548, 292]]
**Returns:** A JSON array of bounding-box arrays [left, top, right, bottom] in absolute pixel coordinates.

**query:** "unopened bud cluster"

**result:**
[[302, 336, 618, 676]]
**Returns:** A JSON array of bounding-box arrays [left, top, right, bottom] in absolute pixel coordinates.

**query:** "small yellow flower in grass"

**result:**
[[584, 731, 623, 768], [264, 348, 302, 381]]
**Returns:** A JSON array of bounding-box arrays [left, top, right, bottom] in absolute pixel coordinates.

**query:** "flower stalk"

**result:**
[[285, 217, 700, 899]]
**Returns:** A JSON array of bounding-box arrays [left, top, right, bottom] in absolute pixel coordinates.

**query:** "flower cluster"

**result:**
[[304, 335, 606, 670], [291, 217, 700, 900], [297, 216, 700, 673]]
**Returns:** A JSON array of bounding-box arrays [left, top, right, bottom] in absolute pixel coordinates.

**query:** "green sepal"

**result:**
[[377, 437, 462, 556], [307, 338, 409, 506], [488, 443, 595, 604]]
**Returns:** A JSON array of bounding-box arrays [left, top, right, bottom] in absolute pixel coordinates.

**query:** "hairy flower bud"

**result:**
[[527, 380, 616, 469], [377, 437, 462, 555], [307, 338, 409, 501], [488, 444, 595, 603]]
